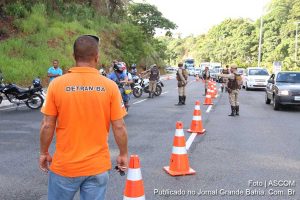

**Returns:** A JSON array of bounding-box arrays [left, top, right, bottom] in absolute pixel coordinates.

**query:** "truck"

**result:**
[[184, 58, 195, 69]]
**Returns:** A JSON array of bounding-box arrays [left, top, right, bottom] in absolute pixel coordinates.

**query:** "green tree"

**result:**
[[128, 3, 177, 36]]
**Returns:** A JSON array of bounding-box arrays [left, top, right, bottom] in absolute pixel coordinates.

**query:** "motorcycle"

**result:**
[[0, 74, 44, 109], [132, 77, 164, 98]]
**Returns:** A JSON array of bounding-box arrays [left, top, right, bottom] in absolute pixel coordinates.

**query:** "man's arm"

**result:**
[[39, 115, 57, 172], [47, 73, 59, 78], [218, 74, 235, 79], [178, 69, 186, 82], [111, 119, 128, 171]]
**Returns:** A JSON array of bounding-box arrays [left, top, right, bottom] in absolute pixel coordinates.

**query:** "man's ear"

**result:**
[[95, 54, 99, 65]]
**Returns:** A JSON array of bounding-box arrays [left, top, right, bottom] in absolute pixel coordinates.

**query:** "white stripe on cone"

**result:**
[[127, 168, 142, 181], [172, 146, 187, 155], [175, 129, 184, 137], [192, 116, 202, 121], [195, 105, 201, 110], [124, 195, 145, 200]]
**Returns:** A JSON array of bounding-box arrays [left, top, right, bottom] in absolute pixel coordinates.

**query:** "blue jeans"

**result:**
[[48, 171, 109, 200]]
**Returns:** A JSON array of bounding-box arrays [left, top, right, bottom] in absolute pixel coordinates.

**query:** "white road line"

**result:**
[[206, 105, 212, 113], [0, 105, 26, 111], [186, 133, 197, 150], [161, 91, 168, 95], [132, 99, 147, 105]]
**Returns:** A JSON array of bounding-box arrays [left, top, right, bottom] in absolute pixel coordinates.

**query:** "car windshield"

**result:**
[[276, 73, 300, 83], [249, 69, 269, 76], [185, 60, 194, 64]]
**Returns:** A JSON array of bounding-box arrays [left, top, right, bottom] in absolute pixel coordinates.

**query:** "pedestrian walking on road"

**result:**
[[47, 60, 62, 83], [218, 64, 242, 116], [40, 35, 128, 200], [202, 66, 211, 96], [148, 64, 160, 98], [175, 62, 188, 105]]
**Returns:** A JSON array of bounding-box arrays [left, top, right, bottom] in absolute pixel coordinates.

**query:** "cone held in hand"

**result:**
[[123, 155, 145, 200]]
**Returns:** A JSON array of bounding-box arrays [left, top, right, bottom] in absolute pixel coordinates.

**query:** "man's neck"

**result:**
[[76, 62, 96, 68]]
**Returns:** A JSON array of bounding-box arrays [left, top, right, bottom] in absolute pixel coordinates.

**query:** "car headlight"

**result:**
[[248, 77, 254, 82], [278, 90, 289, 96]]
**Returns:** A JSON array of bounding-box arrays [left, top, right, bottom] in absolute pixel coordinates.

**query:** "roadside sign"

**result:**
[[273, 61, 282, 74]]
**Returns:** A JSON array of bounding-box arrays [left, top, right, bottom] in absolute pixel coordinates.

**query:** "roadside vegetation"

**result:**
[[0, 0, 299, 84], [0, 0, 175, 84], [161, 0, 300, 72]]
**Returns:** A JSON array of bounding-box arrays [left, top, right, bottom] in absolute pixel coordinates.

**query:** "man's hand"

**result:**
[[116, 154, 128, 172], [39, 153, 52, 173]]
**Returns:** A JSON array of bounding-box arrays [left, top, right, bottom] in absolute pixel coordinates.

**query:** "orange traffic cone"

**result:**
[[210, 87, 216, 99], [203, 90, 214, 105], [123, 155, 145, 200], [164, 121, 196, 176], [187, 101, 206, 134]]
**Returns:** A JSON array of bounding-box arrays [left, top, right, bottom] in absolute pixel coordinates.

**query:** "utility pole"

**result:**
[[258, 16, 263, 67]]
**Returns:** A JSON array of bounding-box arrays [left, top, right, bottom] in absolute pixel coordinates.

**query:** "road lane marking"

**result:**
[[132, 99, 147, 105], [206, 105, 212, 113], [0, 105, 26, 111], [186, 133, 197, 150], [161, 91, 168, 95]]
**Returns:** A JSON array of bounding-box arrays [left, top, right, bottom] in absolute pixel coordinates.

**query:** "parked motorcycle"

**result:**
[[0, 75, 44, 109], [132, 77, 164, 98]]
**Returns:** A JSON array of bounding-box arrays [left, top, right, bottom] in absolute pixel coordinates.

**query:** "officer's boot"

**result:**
[[203, 89, 207, 96], [182, 96, 186, 105], [175, 96, 183, 106], [152, 92, 155, 98], [148, 92, 151, 98], [235, 105, 239, 116], [221, 86, 224, 93], [228, 106, 235, 117]]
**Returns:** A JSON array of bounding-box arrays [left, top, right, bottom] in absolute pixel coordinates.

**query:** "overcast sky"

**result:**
[[134, 0, 271, 36]]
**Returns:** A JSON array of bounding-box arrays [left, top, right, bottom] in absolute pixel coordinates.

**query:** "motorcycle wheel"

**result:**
[[25, 94, 44, 109], [133, 88, 142, 98], [155, 85, 162, 96]]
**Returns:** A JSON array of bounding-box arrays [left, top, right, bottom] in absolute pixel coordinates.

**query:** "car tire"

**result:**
[[273, 95, 281, 110], [245, 83, 249, 91], [265, 92, 271, 104]]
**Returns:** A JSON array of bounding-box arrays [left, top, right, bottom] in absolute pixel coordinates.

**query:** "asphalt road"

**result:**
[[0, 76, 299, 200]]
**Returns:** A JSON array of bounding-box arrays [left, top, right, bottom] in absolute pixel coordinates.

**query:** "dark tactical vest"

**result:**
[[176, 68, 188, 81], [149, 67, 159, 81], [227, 75, 239, 90], [222, 69, 229, 74]]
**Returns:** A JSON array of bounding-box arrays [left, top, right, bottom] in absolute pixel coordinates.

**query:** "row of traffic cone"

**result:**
[[204, 80, 218, 105], [123, 83, 218, 199]]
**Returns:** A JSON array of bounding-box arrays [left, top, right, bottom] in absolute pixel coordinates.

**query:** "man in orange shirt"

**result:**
[[39, 35, 128, 200]]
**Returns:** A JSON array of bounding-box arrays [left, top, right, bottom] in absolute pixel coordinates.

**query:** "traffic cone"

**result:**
[[163, 121, 196, 176], [187, 101, 206, 134], [203, 90, 214, 105], [210, 87, 216, 99], [123, 155, 145, 200]]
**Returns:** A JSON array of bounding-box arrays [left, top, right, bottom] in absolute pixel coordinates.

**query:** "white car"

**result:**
[[243, 67, 270, 90], [194, 68, 202, 77], [187, 67, 195, 76]]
